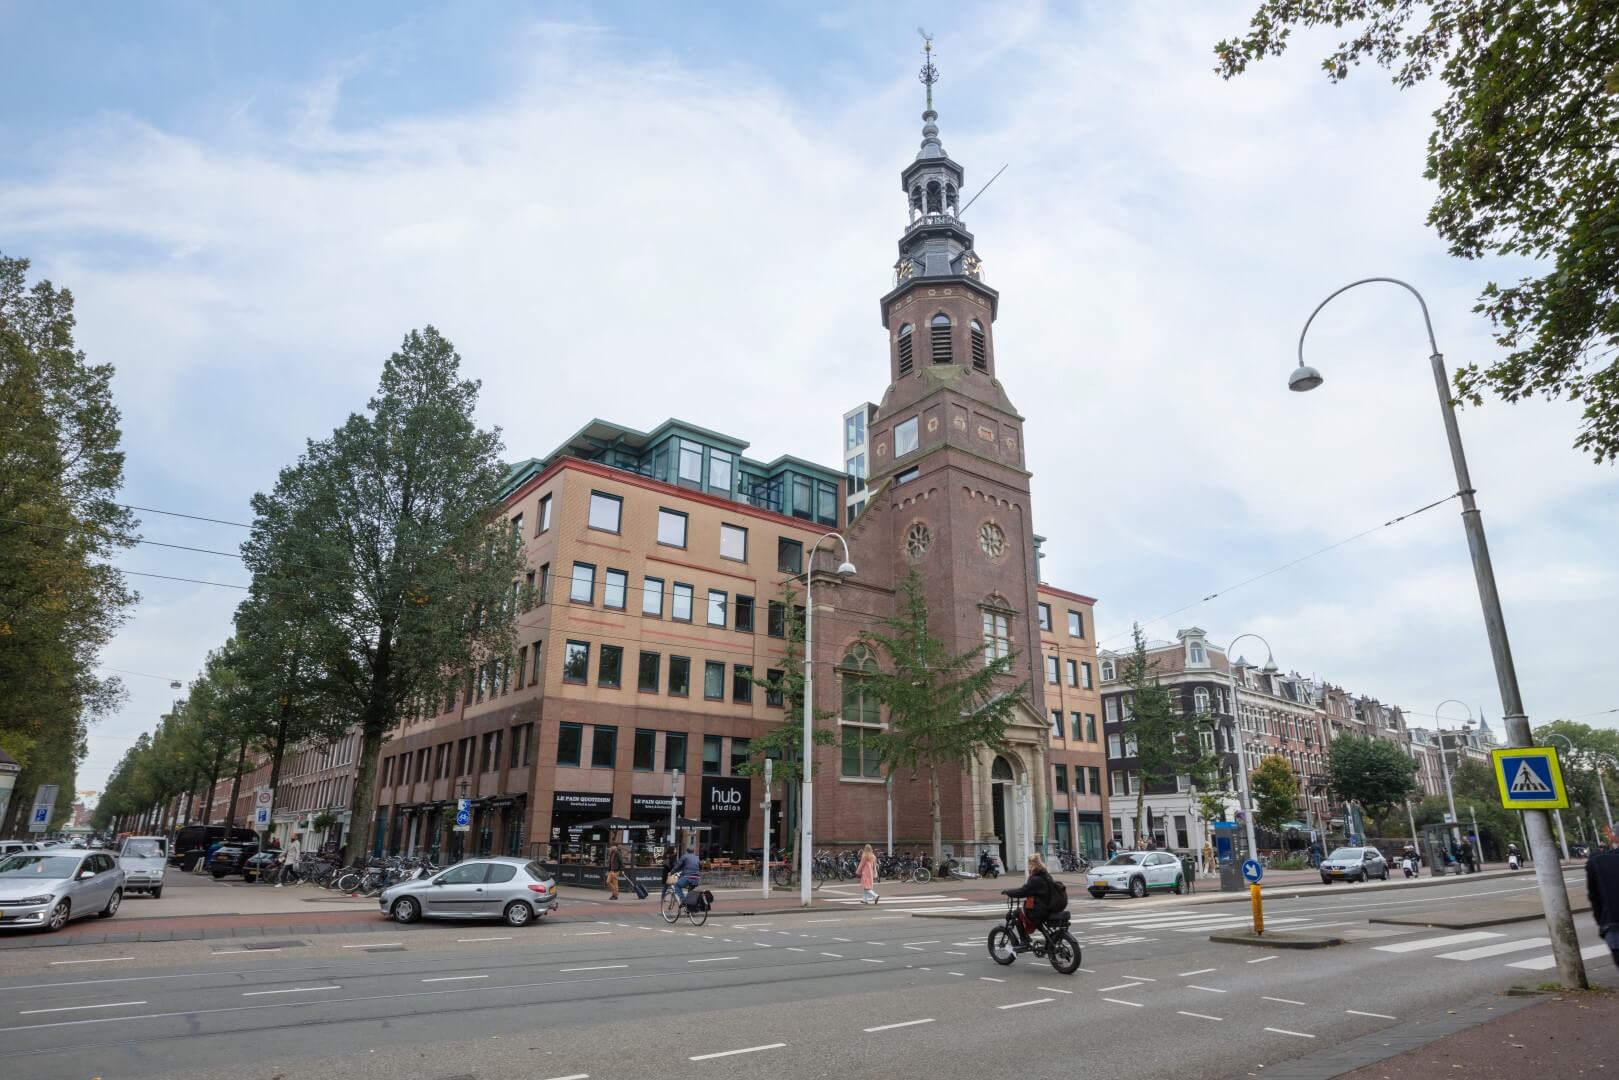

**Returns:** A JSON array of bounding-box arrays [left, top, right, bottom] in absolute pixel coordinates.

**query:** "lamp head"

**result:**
[[1261, 654, 1279, 675], [1288, 364, 1324, 392], [836, 561, 857, 576]]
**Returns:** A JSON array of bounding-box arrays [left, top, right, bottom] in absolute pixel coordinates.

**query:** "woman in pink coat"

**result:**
[[859, 843, 879, 904]]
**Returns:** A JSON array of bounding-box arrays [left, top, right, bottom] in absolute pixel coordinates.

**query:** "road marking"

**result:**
[[689, 1043, 786, 1061], [902, 946, 926, 951], [559, 965, 627, 973], [861, 958, 885, 964], [1187, 985, 1226, 993], [457, 936, 512, 942], [211, 949, 278, 956], [1346, 1009, 1396, 1019], [1177, 967, 1217, 977], [570, 931, 612, 936], [786, 947, 806, 952], [1178, 1011, 1223, 1021], [1102, 998, 1144, 1007], [1097, 982, 1145, 992], [1436, 937, 1550, 961], [1373, 931, 1502, 954], [948, 971, 965, 976], [1265, 1027, 1315, 1039], [863, 1018, 935, 1032], [1246, 955, 1278, 964], [20, 1001, 146, 1015], [341, 943, 402, 949], [539, 1074, 588, 1080], [946, 951, 967, 956], [241, 986, 339, 997], [1263, 996, 1307, 1005], [903, 940, 941, 946], [998, 998, 1053, 1010], [805, 918, 844, 923], [1507, 944, 1612, 971], [422, 975, 488, 983], [832, 937, 852, 942], [820, 953, 844, 959], [48, 957, 135, 965], [753, 943, 773, 948], [1120, 974, 1157, 981], [979, 976, 1006, 983], [865, 941, 884, 945], [687, 957, 738, 964], [1038, 986, 1074, 994]]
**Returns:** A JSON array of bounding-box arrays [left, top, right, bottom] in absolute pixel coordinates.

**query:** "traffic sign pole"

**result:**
[[1249, 883, 1264, 936]]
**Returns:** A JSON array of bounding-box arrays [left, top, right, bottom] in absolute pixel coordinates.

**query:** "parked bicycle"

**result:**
[[1056, 849, 1091, 874]]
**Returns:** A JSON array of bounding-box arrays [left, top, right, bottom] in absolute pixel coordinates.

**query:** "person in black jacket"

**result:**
[[1587, 833, 1619, 972], [1002, 852, 1055, 946]]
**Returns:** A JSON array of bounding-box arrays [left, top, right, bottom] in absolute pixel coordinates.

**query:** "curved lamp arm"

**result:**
[[1298, 276, 1441, 366]]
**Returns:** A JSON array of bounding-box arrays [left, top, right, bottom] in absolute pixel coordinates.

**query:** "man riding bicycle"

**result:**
[[668, 846, 701, 909]]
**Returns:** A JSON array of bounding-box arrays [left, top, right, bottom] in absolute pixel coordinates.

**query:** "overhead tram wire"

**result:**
[[115, 503, 252, 529]]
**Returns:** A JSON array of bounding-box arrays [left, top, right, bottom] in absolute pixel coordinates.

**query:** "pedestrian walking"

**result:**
[[273, 833, 302, 886], [606, 842, 623, 900], [1586, 832, 1619, 972], [858, 843, 879, 904]]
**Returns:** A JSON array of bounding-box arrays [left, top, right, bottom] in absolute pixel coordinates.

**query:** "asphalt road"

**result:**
[[1, 872, 1612, 1080]]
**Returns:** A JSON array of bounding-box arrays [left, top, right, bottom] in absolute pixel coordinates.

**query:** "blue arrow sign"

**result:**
[[1241, 858, 1263, 884]]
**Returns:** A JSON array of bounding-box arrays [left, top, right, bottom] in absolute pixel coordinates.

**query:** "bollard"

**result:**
[[1250, 882, 1264, 935]]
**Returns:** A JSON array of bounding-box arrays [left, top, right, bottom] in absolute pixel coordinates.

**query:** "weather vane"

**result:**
[[917, 28, 938, 112]]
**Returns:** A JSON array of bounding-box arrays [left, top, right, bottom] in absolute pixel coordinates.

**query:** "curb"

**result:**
[[1207, 930, 1343, 949]]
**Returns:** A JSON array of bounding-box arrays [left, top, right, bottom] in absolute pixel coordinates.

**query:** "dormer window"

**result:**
[[930, 313, 952, 364], [897, 323, 914, 376], [1100, 659, 1115, 681], [1188, 640, 1206, 666], [970, 319, 986, 370]]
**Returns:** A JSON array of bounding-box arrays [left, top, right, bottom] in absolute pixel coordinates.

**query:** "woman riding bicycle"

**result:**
[[1001, 852, 1055, 946]]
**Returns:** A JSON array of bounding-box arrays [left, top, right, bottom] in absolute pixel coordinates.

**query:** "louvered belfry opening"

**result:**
[[970, 319, 986, 371], [930, 313, 952, 364], [897, 323, 914, 376]]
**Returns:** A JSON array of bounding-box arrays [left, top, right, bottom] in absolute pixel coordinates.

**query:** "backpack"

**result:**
[[1047, 878, 1069, 914]]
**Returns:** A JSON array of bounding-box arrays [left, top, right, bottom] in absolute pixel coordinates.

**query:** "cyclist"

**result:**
[[669, 846, 701, 910], [1001, 852, 1056, 948]]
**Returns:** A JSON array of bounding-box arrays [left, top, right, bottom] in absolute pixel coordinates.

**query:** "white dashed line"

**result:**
[[1038, 986, 1074, 995], [1265, 1027, 1315, 1039], [863, 1019, 935, 1032], [1262, 996, 1307, 1006], [1187, 985, 1226, 994], [458, 936, 512, 942], [690, 1043, 786, 1061], [48, 958, 134, 965], [903, 941, 941, 946], [687, 957, 738, 964], [422, 975, 487, 983], [539, 1074, 589, 1080], [820, 953, 844, 959], [1346, 1010, 1396, 1020], [1177, 1010, 1223, 1021], [1119, 975, 1157, 981], [979, 976, 1006, 983], [20, 1001, 146, 1015], [860, 958, 885, 964], [1177, 967, 1216, 977], [241, 986, 339, 997], [997, 998, 1052, 1010], [341, 943, 402, 949], [1097, 982, 1145, 992], [1246, 955, 1279, 964], [786, 947, 806, 952], [1103, 998, 1144, 1007], [559, 965, 627, 973]]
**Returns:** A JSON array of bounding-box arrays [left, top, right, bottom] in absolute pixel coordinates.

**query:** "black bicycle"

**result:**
[[987, 898, 1081, 975]]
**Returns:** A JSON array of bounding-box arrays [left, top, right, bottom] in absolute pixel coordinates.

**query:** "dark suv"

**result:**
[[209, 843, 263, 881]]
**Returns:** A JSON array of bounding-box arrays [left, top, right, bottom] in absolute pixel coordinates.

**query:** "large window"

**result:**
[[1054, 764, 1069, 793], [1066, 659, 1078, 687], [604, 568, 627, 610], [982, 610, 1012, 661], [791, 475, 813, 520], [672, 582, 693, 622], [643, 576, 664, 616], [778, 537, 803, 574], [709, 449, 733, 494], [569, 562, 595, 604], [658, 508, 688, 548], [538, 493, 552, 532], [1081, 662, 1093, 690], [894, 416, 919, 457], [1068, 610, 1084, 637], [638, 651, 660, 692], [703, 660, 725, 700], [664, 732, 687, 774], [678, 440, 704, 486], [730, 737, 750, 774], [720, 523, 747, 561], [1038, 602, 1052, 631], [703, 735, 724, 776], [706, 589, 727, 627], [633, 729, 656, 771], [845, 410, 866, 451], [598, 645, 623, 688], [840, 645, 882, 779], [1045, 656, 1060, 684], [765, 669, 784, 707], [563, 640, 589, 684], [733, 664, 753, 704], [668, 656, 690, 696], [588, 491, 622, 533], [734, 594, 754, 633], [557, 722, 583, 766], [591, 726, 617, 768], [896, 323, 914, 376], [767, 600, 786, 638]]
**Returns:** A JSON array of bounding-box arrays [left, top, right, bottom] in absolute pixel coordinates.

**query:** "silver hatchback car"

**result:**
[[379, 856, 557, 927], [0, 851, 126, 932]]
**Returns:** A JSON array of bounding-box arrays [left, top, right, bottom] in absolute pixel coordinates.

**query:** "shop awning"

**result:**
[[577, 817, 649, 830]]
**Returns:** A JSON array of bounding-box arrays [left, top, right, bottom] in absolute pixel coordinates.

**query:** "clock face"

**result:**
[[979, 521, 1006, 558], [904, 522, 931, 559]]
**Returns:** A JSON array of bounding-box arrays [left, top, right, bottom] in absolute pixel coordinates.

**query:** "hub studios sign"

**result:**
[[702, 777, 749, 819]]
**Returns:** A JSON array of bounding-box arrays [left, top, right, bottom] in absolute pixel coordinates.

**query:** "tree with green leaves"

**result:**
[[1413, 758, 1523, 859], [1117, 626, 1226, 840], [239, 327, 524, 861], [1534, 719, 1619, 841], [0, 253, 134, 834], [1327, 734, 1419, 821], [858, 569, 1023, 865], [1250, 754, 1301, 838], [1215, 2, 1619, 463], [739, 584, 834, 862]]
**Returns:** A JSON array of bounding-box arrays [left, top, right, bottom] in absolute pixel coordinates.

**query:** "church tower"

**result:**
[[850, 36, 1051, 869]]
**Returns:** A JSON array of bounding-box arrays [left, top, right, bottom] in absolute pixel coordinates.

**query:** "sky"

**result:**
[[3, 2, 1614, 796]]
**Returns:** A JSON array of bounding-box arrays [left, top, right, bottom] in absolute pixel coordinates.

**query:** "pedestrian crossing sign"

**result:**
[[1490, 747, 1569, 810]]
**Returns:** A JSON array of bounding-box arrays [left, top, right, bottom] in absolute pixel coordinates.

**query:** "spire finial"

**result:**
[[917, 28, 938, 114]]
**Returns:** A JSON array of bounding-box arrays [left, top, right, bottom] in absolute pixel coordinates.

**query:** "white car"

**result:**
[[117, 836, 168, 898], [1086, 851, 1187, 899]]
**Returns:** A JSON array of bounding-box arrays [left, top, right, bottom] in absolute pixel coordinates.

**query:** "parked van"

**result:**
[[118, 836, 169, 897], [170, 825, 258, 871]]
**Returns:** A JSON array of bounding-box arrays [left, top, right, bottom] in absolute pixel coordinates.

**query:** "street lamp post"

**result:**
[[1434, 700, 1472, 850], [800, 531, 857, 908], [1294, 276, 1587, 989], [1538, 732, 1578, 860], [1222, 634, 1278, 865]]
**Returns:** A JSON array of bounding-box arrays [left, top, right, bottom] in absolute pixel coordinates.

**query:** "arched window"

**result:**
[[970, 319, 986, 371], [1194, 688, 1211, 713], [926, 180, 942, 214], [991, 756, 1015, 781], [840, 645, 882, 778], [897, 323, 914, 376], [945, 183, 958, 213], [909, 186, 924, 219], [1100, 660, 1115, 682], [930, 313, 952, 364]]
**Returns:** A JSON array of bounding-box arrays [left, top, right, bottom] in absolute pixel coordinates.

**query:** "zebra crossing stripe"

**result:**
[[1436, 937, 1551, 961], [1372, 931, 1502, 954], [1506, 944, 1612, 971]]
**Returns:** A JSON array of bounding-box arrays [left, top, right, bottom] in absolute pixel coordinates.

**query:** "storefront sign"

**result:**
[[552, 791, 613, 815], [629, 794, 686, 818], [701, 777, 750, 819]]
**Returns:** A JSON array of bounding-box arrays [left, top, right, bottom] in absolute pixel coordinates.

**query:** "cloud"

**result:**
[[5, 6, 1614, 787]]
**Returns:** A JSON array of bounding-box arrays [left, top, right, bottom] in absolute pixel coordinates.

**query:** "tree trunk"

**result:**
[[203, 741, 227, 826], [346, 630, 395, 863], [1135, 784, 1146, 848], [181, 782, 195, 828], [928, 764, 943, 867], [261, 707, 292, 849], [223, 737, 248, 831]]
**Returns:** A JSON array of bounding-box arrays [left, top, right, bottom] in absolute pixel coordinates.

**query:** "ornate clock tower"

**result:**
[[840, 37, 1051, 870]]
